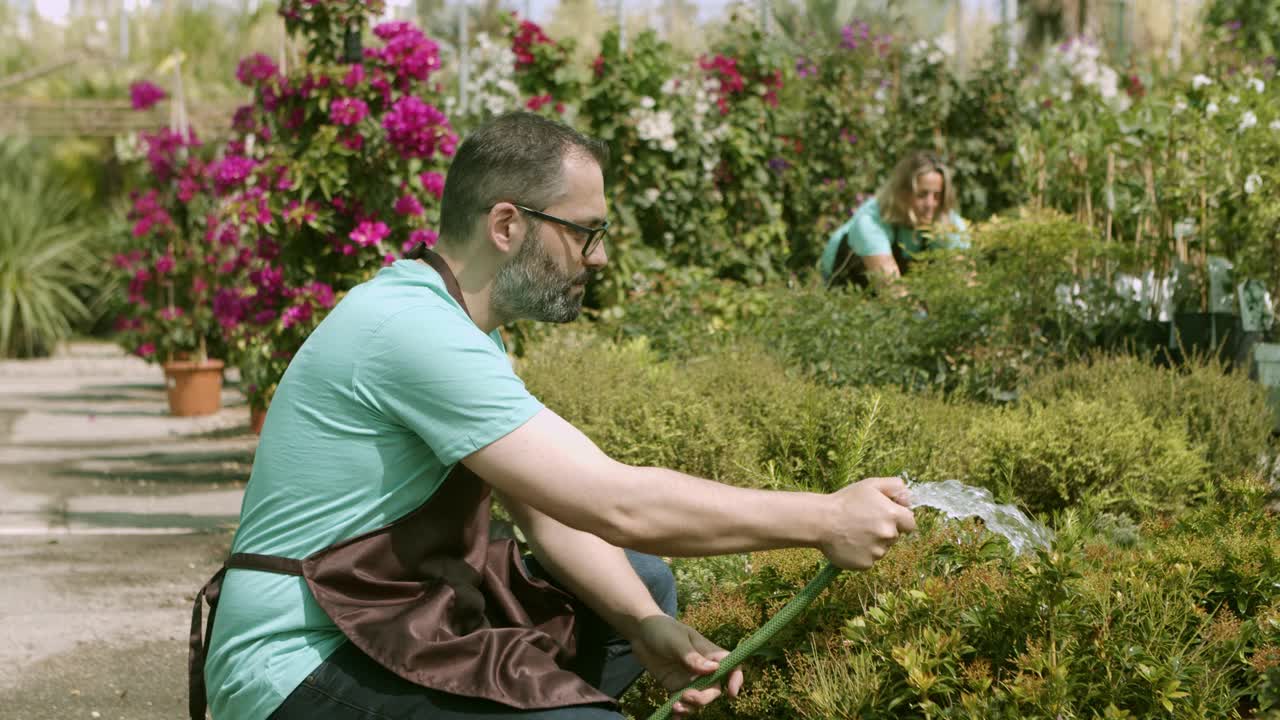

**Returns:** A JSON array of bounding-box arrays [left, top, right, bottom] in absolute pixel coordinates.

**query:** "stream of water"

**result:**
[[906, 478, 1054, 555]]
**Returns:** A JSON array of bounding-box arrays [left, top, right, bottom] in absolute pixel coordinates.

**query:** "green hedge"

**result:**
[[622, 490, 1280, 719], [517, 318, 1279, 719], [1022, 354, 1275, 482]]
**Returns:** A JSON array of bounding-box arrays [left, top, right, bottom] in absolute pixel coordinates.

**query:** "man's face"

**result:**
[[491, 153, 608, 324], [911, 170, 944, 225]]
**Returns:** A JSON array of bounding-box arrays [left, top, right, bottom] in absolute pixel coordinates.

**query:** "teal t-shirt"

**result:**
[[819, 197, 968, 280], [205, 259, 545, 720]]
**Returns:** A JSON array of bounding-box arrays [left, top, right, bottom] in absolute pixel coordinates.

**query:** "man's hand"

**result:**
[[821, 476, 916, 570], [630, 615, 744, 716]]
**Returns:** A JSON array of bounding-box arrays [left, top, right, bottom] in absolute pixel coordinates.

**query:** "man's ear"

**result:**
[[486, 203, 523, 255]]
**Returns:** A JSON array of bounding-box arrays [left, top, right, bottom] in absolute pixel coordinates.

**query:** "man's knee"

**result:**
[[624, 550, 677, 617]]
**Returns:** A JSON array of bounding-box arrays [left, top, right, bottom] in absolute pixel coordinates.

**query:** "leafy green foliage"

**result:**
[[1023, 353, 1276, 482], [0, 140, 95, 358], [934, 397, 1209, 516], [620, 502, 1280, 719]]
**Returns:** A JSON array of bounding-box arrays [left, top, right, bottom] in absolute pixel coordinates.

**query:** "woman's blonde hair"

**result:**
[[874, 150, 958, 229]]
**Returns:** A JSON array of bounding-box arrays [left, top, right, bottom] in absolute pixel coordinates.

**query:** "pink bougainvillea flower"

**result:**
[[373, 20, 416, 40], [404, 228, 438, 253], [155, 253, 176, 274], [209, 155, 258, 194], [343, 64, 366, 89], [394, 194, 424, 217], [419, 171, 445, 199], [382, 96, 455, 160], [136, 343, 156, 358], [306, 281, 335, 308], [281, 303, 312, 329], [329, 97, 370, 126], [236, 53, 279, 87], [349, 220, 390, 247], [526, 94, 553, 111], [158, 306, 184, 321], [129, 81, 167, 110], [213, 288, 246, 329]]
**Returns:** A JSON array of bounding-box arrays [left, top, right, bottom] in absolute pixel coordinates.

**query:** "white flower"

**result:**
[[1192, 74, 1213, 89], [1240, 111, 1258, 132], [1271, 119, 1280, 131], [634, 108, 677, 153], [1206, 102, 1219, 117], [660, 79, 678, 96], [639, 95, 656, 109], [1173, 96, 1188, 114], [1228, 94, 1240, 105], [1249, 78, 1266, 93], [1245, 173, 1262, 194], [643, 188, 661, 204]]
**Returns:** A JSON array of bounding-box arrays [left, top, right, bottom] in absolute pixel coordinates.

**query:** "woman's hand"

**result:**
[[629, 615, 744, 716]]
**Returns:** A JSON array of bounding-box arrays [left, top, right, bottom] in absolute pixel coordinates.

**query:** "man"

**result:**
[[194, 111, 915, 720]]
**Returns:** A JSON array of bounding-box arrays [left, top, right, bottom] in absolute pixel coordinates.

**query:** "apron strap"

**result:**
[[188, 554, 305, 719], [188, 566, 225, 720], [417, 248, 471, 317]]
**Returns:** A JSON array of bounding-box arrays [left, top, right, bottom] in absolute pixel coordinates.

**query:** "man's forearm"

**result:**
[[498, 492, 663, 641], [598, 466, 832, 558]]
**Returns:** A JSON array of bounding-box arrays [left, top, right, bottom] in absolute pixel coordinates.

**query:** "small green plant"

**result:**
[[0, 140, 96, 358]]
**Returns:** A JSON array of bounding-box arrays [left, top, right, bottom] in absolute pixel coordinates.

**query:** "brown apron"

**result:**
[[188, 250, 614, 719]]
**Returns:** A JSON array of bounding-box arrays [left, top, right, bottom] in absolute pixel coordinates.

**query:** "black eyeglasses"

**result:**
[[511, 204, 609, 258]]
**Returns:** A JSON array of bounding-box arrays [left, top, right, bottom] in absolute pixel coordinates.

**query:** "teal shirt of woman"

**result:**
[[819, 197, 968, 282]]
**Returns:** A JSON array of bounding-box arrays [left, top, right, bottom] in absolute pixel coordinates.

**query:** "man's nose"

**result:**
[[585, 242, 608, 269]]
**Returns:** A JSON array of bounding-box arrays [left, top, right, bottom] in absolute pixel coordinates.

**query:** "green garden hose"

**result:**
[[644, 562, 842, 720]]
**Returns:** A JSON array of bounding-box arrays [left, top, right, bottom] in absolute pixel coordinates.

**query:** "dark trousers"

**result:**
[[269, 550, 678, 719]]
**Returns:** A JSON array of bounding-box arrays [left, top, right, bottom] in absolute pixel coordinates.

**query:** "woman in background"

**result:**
[[819, 150, 968, 288]]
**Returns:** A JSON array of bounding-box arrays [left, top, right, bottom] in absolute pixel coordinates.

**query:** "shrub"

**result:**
[[1023, 353, 1275, 482], [621, 503, 1280, 719], [0, 140, 96, 358], [518, 330, 762, 481], [521, 329, 901, 492], [934, 396, 1208, 516]]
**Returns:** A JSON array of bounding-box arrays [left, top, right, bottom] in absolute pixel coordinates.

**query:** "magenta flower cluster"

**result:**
[[209, 156, 259, 194], [129, 190, 174, 238], [349, 220, 391, 248], [237, 53, 280, 87], [329, 97, 370, 126], [129, 81, 168, 110], [140, 128, 197, 182], [369, 21, 442, 89], [382, 96, 457, 160]]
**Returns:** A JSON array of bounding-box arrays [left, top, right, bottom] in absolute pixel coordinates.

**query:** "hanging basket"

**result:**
[[163, 359, 225, 417]]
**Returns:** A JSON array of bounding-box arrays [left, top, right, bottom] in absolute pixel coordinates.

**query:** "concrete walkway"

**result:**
[[0, 342, 256, 720]]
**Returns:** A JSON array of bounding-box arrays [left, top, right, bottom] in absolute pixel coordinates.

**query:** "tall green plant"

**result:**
[[0, 140, 96, 358]]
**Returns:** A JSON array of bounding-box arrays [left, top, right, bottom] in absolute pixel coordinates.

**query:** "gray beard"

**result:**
[[491, 224, 592, 324]]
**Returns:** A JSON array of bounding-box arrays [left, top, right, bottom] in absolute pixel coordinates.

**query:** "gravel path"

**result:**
[[0, 342, 254, 720]]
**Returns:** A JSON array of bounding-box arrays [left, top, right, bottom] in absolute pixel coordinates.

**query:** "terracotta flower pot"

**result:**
[[250, 403, 269, 435], [163, 359, 225, 417]]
